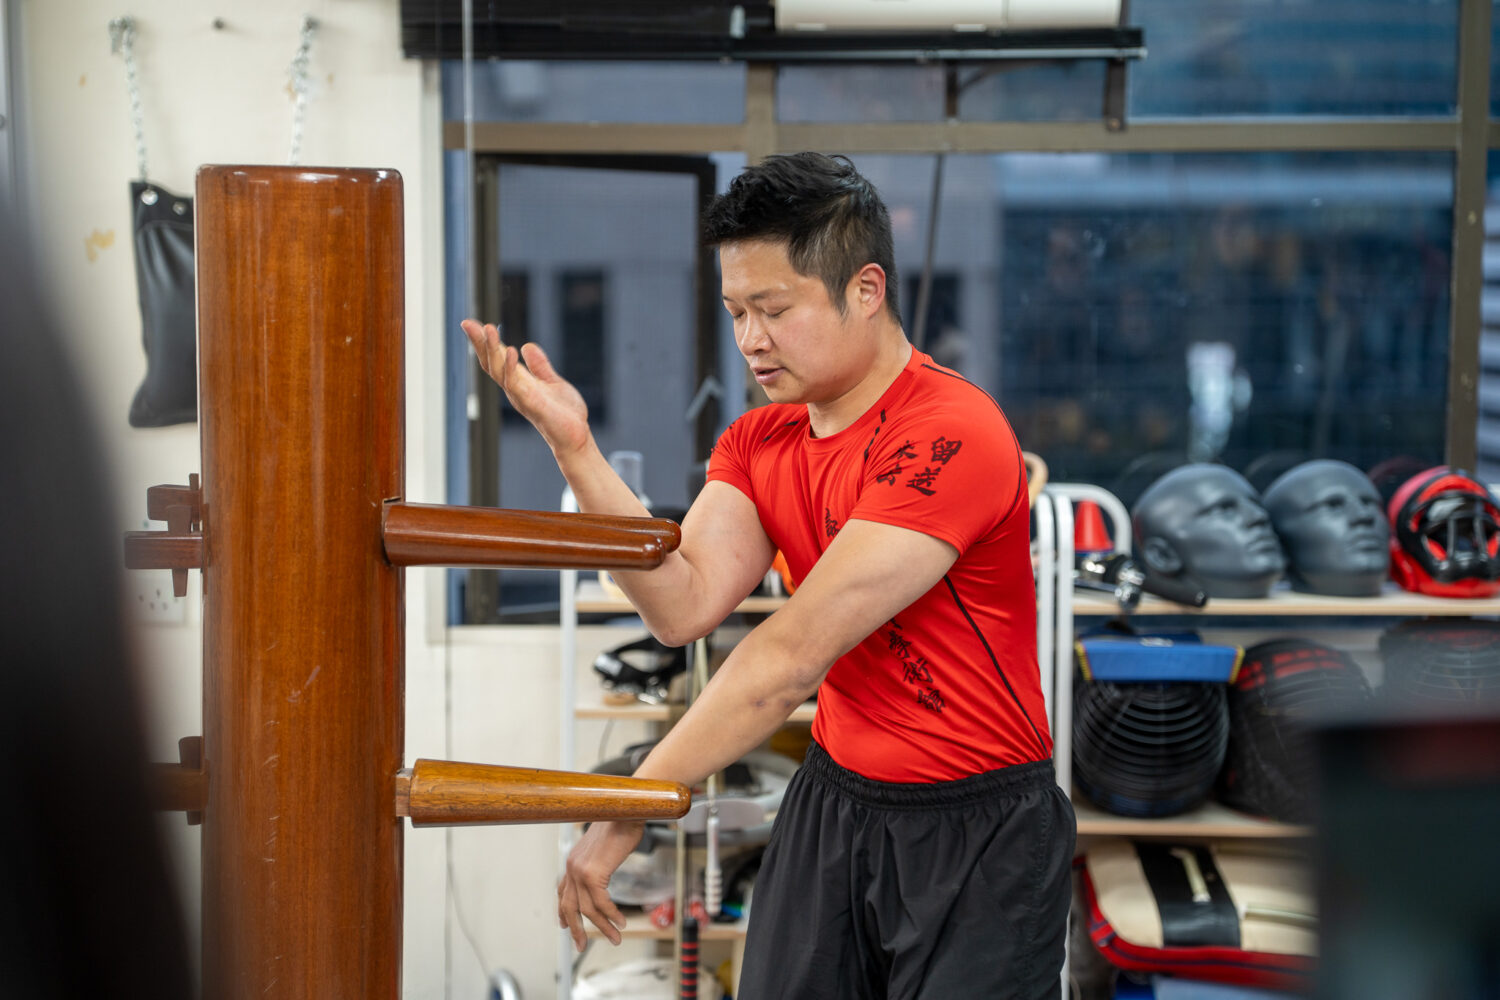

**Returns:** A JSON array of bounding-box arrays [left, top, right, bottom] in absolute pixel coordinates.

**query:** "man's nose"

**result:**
[[738, 314, 770, 354]]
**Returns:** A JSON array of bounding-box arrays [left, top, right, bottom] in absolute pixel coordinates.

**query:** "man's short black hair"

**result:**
[[703, 152, 902, 323]]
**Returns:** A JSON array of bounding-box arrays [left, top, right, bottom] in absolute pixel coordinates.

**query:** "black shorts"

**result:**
[[737, 741, 1076, 1000]]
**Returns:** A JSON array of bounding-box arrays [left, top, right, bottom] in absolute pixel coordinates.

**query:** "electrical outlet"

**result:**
[[132, 569, 186, 625]]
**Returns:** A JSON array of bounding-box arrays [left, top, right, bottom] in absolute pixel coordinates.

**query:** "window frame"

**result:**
[[457, 153, 722, 623], [445, 0, 1496, 624]]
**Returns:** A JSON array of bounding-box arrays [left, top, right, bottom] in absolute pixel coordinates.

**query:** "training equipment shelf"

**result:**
[[1036, 482, 1500, 991], [1069, 586, 1500, 617], [1071, 794, 1311, 839]]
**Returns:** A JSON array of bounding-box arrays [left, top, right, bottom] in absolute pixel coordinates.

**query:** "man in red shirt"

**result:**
[[462, 152, 1073, 998]]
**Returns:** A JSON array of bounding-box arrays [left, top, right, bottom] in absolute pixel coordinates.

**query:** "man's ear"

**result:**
[[849, 263, 886, 319], [1140, 536, 1184, 576]]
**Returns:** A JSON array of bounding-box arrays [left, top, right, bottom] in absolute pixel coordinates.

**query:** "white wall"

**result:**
[[11, 3, 593, 997]]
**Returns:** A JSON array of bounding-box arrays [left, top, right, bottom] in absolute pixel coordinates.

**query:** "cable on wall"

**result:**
[[287, 14, 318, 166]]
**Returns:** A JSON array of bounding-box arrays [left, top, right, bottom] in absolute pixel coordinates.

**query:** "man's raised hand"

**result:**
[[460, 319, 592, 457]]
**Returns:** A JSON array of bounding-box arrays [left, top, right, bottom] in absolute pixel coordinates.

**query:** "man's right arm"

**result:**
[[461, 320, 775, 643], [607, 480, 775, 645]]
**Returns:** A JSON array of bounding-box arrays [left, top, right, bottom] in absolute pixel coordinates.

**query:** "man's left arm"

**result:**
[[629, 517, 958, 787], [559, 404, 1025, 946], [558, 519, 960, 947]]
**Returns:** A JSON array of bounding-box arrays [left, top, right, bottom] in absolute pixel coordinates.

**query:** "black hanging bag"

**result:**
[[126, 181, 196, 427]]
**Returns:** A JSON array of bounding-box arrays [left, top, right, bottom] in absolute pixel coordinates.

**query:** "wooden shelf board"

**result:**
[[1070, 584, 1500, 618], [576, 579, 787, 616], [1072, 794, 1311, 839], [575, 701, 677, 721]]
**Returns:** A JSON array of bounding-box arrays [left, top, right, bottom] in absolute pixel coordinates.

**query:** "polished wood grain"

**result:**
[[129, 485, 202, 596], [150, 763, 208, 813], [145, 477, 201, 525], [121, 529, 203, 570], [548, 509, 683, 548], [188, 164, 691, 1000], [397, 759, 689, 827], [149, 735, 206, 819], [383, 502, 679, 569], [197, 164, 407, 1000]]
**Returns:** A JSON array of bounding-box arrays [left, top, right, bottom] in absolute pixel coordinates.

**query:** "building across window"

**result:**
[[559, 270, 608, 425]]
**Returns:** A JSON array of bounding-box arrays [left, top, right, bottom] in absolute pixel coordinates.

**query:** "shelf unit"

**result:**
[[1065, 577, 1500, 842], [1033, 483, 1500, 823], [1035, 482, 1500, 990]]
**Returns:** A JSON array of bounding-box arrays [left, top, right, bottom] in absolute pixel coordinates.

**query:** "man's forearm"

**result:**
[[554, 436, 654, 518], [552, 437, 711, 641], [628, 625, 824, 789]]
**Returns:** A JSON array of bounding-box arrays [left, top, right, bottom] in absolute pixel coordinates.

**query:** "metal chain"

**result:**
[[288, 15, 318, 166], [107, 16, 148, 183]]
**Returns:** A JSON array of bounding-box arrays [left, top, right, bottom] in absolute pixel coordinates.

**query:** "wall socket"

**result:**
[[132, 569, 187, 625]]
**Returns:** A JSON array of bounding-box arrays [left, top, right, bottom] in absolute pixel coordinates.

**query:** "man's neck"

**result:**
[[806, 330, 913, 438]]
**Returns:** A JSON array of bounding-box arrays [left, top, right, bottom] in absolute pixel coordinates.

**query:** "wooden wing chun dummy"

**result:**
[[125, 165, 688, 1000]]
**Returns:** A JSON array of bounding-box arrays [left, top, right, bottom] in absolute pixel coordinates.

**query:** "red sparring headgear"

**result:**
[[1387, 466, 1500, 597]]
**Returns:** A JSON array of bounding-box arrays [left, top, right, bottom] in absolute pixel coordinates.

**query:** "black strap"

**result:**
[[1135, 843, 1241, 948]]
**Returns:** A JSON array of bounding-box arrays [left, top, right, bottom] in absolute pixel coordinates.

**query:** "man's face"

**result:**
[[719, 240, 868, 407]]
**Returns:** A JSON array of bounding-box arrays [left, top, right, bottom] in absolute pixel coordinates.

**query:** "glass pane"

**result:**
[[558, 271, 608, 423], [478, 165, 700, 619], [856, 152, 1451, 509], [1129, 0, 1459, 117], [1477, 151, 1500, 482], [440, 60, 745, 124], [957, 61, 1108, 122], [778, 65, 945, 122], [1492, 0, 1500, 117], [494, 165, 697, 514], [779, 62, 1107, 122]]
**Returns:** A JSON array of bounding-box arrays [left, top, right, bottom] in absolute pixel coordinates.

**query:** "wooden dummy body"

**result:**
[[125, 165, 689, 999]]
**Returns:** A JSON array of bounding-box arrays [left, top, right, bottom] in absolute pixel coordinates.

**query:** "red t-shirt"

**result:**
[[707, 348, 1052, 782]]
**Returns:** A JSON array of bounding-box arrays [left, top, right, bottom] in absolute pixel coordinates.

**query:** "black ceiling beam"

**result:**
[[402, 22, 1144, 63]]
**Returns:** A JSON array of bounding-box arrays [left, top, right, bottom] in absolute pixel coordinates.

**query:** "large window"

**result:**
[[442, 0, 1495, 623], [992, 152, 1452, 503], [446, 157, 722, 620]]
